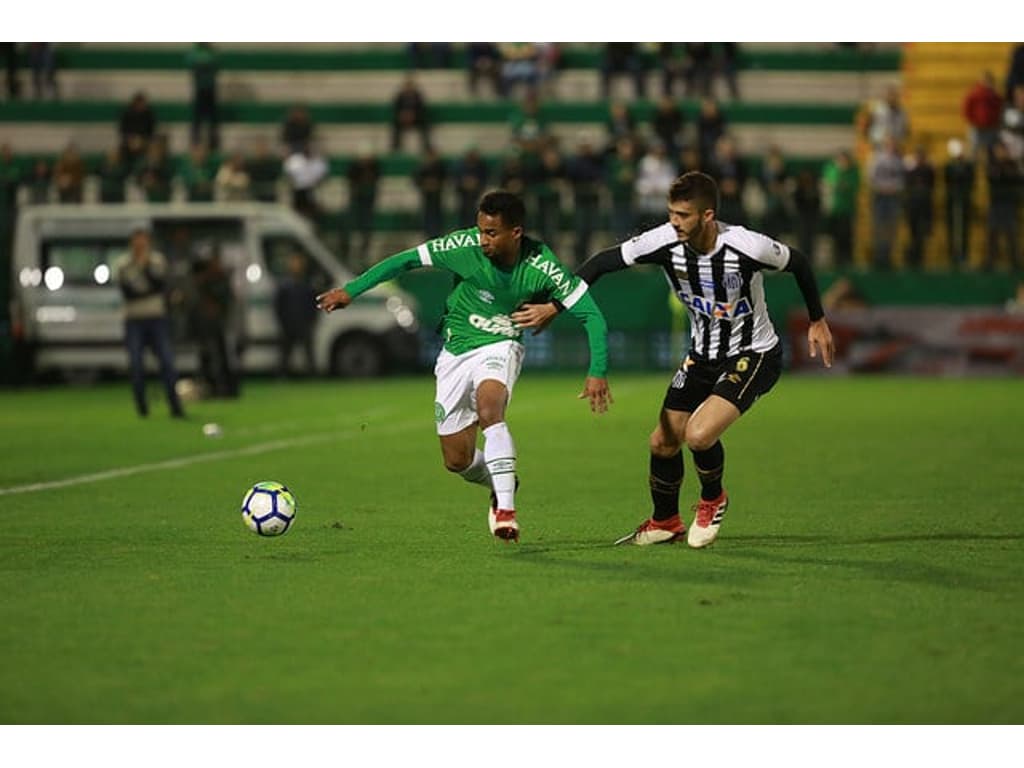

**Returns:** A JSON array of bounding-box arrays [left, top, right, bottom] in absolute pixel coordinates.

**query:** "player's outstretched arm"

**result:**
[[578, 376, 613, 414], [808, 317, 835, 368], [315, 287, 352, 313]]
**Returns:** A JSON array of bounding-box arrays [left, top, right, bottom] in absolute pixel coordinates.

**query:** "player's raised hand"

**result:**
[[808, 317, 834, 368], [316, 287, 352, 313], [511, 302, 559, 335], [579, 376, 613, 414]]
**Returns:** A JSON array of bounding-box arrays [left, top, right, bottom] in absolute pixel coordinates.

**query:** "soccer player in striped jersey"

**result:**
[[316, 190, 612, 542], [512, 171, 833, 548]]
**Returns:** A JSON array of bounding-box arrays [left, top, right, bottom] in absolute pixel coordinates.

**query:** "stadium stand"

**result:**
[[1, 42, 902, 262]]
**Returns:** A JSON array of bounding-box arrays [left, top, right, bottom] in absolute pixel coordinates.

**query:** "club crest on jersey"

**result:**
[[724, 272, 743, 291], [684, 294, 754, 320], [477, 289, 495, 304], [429, 231, 480, 252], [469, 313, 520, 337]]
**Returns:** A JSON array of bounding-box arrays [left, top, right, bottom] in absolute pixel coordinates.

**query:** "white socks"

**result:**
[[483, 422, 517, 510], [458, 449, 491, 487]]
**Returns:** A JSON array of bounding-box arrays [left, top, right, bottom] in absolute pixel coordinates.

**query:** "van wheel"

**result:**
[[330, 334, 384, 378]]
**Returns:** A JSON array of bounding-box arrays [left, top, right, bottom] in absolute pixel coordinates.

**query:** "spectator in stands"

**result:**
[[466, 42, 504, 98], [534, 43, 562, 96], [657, 43, 685, 98], [283, 140, 328, 223], [651, 95, 686, 160], [28, 43, 57, 101], [713, 43, 740, 101], [498, 43, 543, 99], [634, 140, 675, 232], [793, 168, 822, 262], [113, 227, 186, 419], [53, 142, 85, 204], [1005, 43, 1024, 102], [119, 91, 157, 168], [676, 144, 702, 175], [696, 97, 726, 168], [274, 249, 319, 378], [1, 43, 20, 100], [497, 149, 527, 198], [453, 146, 489, 228], [247, 137, 282, 203], [862, 85, 909, 151], [137, 134, 173, 202], [391, 74, 431, 153], [531, 144, 566, 248], [759, 145, 792, 240], [683, 43, 715, 99], [414, 146, 448, 240], [344, 145, 380, 268], [0, 144, 20, 265], [26, 157, 51, 204], [600, 43, 646, 100], [566, 138, 605, 265], [603, 100, 638, 150], [985, 139, 1021, 271], [708, 134, 748, 226], [408, 43, 452, 69], [215, 151, 251, 202], [181, 143, 216, 202], [902, 144, 935, 270], [963, 71, 1004, 161], [820, 149, 860, 269], [606, 135, 638, 241], [97, 145, 129, 203], [943, 138, 974, 270], [509, 91, 550, 149], [1000, 84, 1024, 165], [186, 43, 220, 151], [281, 104, 314, 156], [868, 135, 905, 270]]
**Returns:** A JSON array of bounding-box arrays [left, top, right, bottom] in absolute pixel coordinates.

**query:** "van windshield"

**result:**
[[42, 239, 126, 286]]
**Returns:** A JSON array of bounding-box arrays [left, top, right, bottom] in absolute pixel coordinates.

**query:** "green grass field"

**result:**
[[1, 373, 1022, 724]]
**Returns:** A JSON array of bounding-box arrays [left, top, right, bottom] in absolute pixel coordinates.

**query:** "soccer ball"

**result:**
[[241, 481, 296, 537]]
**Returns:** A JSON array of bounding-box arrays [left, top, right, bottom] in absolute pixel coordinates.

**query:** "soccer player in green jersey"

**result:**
[[316, 190, 612, 542]]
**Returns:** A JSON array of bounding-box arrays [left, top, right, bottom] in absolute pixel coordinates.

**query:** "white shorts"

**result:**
[[433, 340, 525, 436]]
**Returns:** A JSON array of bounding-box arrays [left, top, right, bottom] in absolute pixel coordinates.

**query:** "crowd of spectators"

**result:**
[[1, 42, 1021, 276]]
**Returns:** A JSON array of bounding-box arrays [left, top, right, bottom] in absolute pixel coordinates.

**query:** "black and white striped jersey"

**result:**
[[621, 221, 790, 360]]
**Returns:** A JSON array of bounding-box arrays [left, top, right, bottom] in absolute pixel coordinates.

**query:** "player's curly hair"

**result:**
[[668, 171, 719, 214], [479, 190, 526, 228]]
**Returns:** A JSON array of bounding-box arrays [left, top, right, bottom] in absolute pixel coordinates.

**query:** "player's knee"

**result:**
[[443, 455, 471, 474], [684, 422, 716, 452], [649, 430, 680, 458]]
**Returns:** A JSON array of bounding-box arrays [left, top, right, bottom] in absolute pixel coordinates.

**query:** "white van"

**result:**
[[10, 203, 422, 380]]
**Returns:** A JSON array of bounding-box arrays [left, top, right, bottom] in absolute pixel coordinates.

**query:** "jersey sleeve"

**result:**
[[737, 227, 791, 271], [563, 288, 609, 378], [344, 247, 424, 298], [620, 222, 678, 266]]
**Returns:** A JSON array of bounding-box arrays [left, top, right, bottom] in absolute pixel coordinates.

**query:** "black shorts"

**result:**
[[662, 344, 783, 415]]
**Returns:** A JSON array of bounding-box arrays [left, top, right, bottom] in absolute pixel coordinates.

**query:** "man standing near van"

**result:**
[[113, 227, 186, 419]]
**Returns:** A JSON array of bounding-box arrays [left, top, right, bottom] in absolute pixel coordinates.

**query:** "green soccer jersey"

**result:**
[[345, 227, 609, 377]]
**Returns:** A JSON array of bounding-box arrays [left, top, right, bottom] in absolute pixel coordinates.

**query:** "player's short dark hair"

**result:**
[[478, 190, 525, 229], [668, 171, 719, 214]]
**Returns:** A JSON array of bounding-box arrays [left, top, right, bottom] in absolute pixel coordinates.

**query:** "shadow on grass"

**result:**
[[510, 532, 1023, 592]]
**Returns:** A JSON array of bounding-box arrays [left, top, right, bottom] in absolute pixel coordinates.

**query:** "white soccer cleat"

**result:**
[[489, 508, 520, 542], [613, 516, 686, 546], [687, 492, 729, 548]]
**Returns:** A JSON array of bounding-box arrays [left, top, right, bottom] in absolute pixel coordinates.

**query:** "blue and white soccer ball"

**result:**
[[241, 481, 297, 537]]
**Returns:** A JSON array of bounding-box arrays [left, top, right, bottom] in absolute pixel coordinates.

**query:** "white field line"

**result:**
[[0, 418, 422, 497]]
